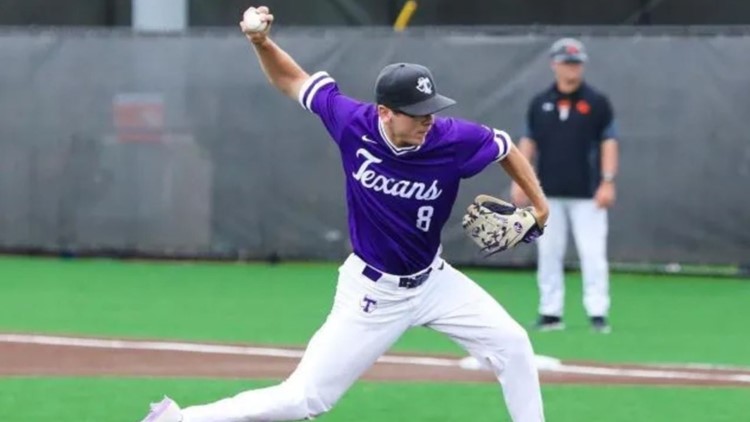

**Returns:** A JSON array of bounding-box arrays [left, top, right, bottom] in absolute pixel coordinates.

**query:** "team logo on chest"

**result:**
[[352, 148, 442, 201]]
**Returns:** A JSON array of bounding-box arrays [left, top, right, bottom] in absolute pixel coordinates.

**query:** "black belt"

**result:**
[[361, 262, 444, 289]]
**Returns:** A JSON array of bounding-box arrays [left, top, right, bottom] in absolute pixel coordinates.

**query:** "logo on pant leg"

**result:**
[[360, 295, 378, 313]]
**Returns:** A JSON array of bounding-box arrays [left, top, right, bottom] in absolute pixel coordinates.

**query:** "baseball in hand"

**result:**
[[243, 8, 268, 32]]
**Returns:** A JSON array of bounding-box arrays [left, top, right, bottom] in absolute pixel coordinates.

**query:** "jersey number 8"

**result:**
[[416, 206, 434, 232]]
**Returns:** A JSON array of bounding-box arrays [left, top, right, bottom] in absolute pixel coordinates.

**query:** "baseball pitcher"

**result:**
[[140, 5, 549, 422]]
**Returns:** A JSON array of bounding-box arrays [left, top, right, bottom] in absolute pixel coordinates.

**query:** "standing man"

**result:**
[[139, 5, 550, 422], [511, 38, 619, 334]]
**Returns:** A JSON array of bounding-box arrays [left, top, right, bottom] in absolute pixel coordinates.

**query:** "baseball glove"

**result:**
[[462, 194, 544, 256]]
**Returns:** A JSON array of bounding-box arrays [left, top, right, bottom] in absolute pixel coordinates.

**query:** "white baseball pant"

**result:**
[[180, 253, 545, 422], [537, 198, 610, 317]]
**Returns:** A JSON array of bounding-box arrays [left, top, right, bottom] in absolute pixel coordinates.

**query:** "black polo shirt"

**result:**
[[525, 82, 617, 198]]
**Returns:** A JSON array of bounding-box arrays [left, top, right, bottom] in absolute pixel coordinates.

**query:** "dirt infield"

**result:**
[[1, 334, 749, 387]]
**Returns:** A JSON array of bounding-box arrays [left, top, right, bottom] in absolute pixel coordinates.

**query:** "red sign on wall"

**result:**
[[113, 93, 165, 143]]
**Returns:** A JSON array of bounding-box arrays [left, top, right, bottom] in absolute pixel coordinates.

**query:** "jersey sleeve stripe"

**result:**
[[493, 129, 511, 161], [304, 77, 335, 111], [298, 71, 329, 110], [297, 71, 333, 112]]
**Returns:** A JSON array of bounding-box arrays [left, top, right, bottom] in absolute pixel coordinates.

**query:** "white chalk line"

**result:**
[[555, 365, 750, 383], [0, 334, 457, 367], [1, 334, 748, 384], [649, 362, 750, 372]]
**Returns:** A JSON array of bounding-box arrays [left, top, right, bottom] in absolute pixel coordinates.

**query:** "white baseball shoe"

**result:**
[[140, 396, 182, 422]]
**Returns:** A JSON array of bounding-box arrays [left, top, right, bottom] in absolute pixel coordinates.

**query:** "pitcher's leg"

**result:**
[[181, 273, 410, 422], [415, 265, 545, 422], [569, 200, 610, 317], [537, 199, 568, 318]]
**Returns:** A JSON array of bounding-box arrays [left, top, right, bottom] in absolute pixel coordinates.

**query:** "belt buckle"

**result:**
[[399, 268, 432, 289]]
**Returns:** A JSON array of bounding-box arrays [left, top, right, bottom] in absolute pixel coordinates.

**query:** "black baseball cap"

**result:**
[[549, 38, 588, 63], [375, 63, 456, 116]]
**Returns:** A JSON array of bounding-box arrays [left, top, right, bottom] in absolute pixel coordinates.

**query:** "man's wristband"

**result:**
[[602, 173, 616, 183]]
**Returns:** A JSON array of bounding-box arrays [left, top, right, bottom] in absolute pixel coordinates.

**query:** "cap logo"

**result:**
[[565, 45, 580, 54], [416, 77, 433, 95]]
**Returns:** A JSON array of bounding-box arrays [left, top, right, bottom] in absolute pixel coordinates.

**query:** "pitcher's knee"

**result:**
[[485, 323, 535, 368], [506, 323, 534, 352], [282, 379, 339, 419], [305, 389, 339, 419]]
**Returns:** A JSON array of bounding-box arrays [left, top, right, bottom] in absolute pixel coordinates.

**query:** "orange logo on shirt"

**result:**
[[576, 100, 591, 114]]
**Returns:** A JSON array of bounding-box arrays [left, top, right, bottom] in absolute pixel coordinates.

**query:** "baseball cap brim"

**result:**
[[553, 53, 588, 63], [397, 94, 456, 116]]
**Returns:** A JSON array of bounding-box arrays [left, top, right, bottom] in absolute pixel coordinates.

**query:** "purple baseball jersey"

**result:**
[[299, 72, 511, 275]]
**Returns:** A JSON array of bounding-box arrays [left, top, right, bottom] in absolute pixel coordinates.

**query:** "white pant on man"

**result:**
[[537, 198, 610, 317], [180, 253, 545, 422]]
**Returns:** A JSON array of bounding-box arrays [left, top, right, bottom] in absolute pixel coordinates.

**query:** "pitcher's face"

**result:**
[[378, 105, 434, 147]]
